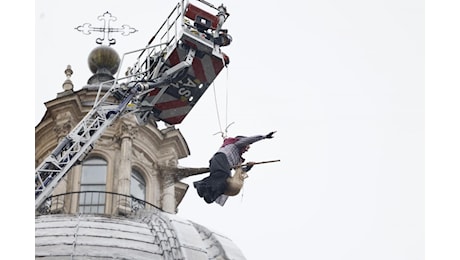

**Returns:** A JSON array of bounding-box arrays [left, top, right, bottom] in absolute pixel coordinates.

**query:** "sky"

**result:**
[[4, 0, 456, 259]]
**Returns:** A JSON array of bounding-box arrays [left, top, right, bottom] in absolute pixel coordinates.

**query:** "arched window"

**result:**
[[79, 157, 107, 213], [131, 169, 146, 201]]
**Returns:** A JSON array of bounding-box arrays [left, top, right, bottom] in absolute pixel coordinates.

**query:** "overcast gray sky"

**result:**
[[23, 0, 458, 259]]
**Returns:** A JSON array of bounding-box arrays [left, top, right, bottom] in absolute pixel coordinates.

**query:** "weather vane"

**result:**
[[75, 11, 137, 46]]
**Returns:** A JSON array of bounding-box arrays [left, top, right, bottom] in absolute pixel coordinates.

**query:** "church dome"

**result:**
[[35, 211, 246, 259]]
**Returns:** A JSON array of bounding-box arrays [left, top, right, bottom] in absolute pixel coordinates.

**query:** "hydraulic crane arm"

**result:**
[[35, 0, 232, 211]]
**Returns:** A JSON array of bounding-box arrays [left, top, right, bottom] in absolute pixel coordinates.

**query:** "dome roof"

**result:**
[[35, 210, 246, 259], [88, 45, 120, 75], [86, 45, 121, 85]]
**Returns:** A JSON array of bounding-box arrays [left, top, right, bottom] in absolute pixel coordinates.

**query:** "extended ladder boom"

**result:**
[[35, 49, 196, 210], [35, 0, 231, 211]]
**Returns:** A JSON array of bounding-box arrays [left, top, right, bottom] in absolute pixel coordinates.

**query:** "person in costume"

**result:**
[[193, 131, 276, 205]]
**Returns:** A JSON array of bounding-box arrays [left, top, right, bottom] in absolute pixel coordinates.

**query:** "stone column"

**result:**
[[161, 173, 176, 214], [115, 120, 138, 215]]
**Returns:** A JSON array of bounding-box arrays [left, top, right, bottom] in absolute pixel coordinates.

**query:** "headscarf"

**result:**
[[220, 136, 247, 148], [221, 137, 239, 147]]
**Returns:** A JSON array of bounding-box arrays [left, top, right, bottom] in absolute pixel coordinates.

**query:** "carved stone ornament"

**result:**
[[53, 112, 73, 138], [118, 121, 138, 139]]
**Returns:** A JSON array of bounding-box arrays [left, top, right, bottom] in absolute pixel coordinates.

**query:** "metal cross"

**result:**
[[75, 11, 137, 46]]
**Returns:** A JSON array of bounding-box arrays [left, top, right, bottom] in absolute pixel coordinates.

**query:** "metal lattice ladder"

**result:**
[[35, 48, 196, 210]]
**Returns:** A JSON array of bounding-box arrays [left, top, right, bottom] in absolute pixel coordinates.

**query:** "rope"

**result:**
[[225, 68, 229, 132], [212, 81, 223, 136], [212, 66, 232, 139]]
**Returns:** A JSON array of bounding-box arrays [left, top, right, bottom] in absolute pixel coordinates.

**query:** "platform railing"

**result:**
[[128, 2, 184, 81], [36, 191, 160, 216]]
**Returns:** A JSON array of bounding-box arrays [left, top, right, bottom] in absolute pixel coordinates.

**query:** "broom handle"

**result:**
[[235, 159, 281, 169], [169, 159, 281, 179]]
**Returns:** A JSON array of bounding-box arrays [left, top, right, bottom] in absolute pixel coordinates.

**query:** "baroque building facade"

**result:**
[[35, 45, 246, 259]]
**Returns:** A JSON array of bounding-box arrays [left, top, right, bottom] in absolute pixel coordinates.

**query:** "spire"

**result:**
[[62, 65, 74, 91]]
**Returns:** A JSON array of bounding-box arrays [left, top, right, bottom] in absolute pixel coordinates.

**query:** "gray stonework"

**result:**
[[35, 211, 246, 259]]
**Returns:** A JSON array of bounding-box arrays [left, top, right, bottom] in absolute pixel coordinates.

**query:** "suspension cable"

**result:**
[[212, 81, 224, 137], [212, 66, 233, 139], [225, 68, 229, 131]]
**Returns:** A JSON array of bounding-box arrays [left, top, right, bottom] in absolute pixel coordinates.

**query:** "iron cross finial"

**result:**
[[75, 11, 137, 46]]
